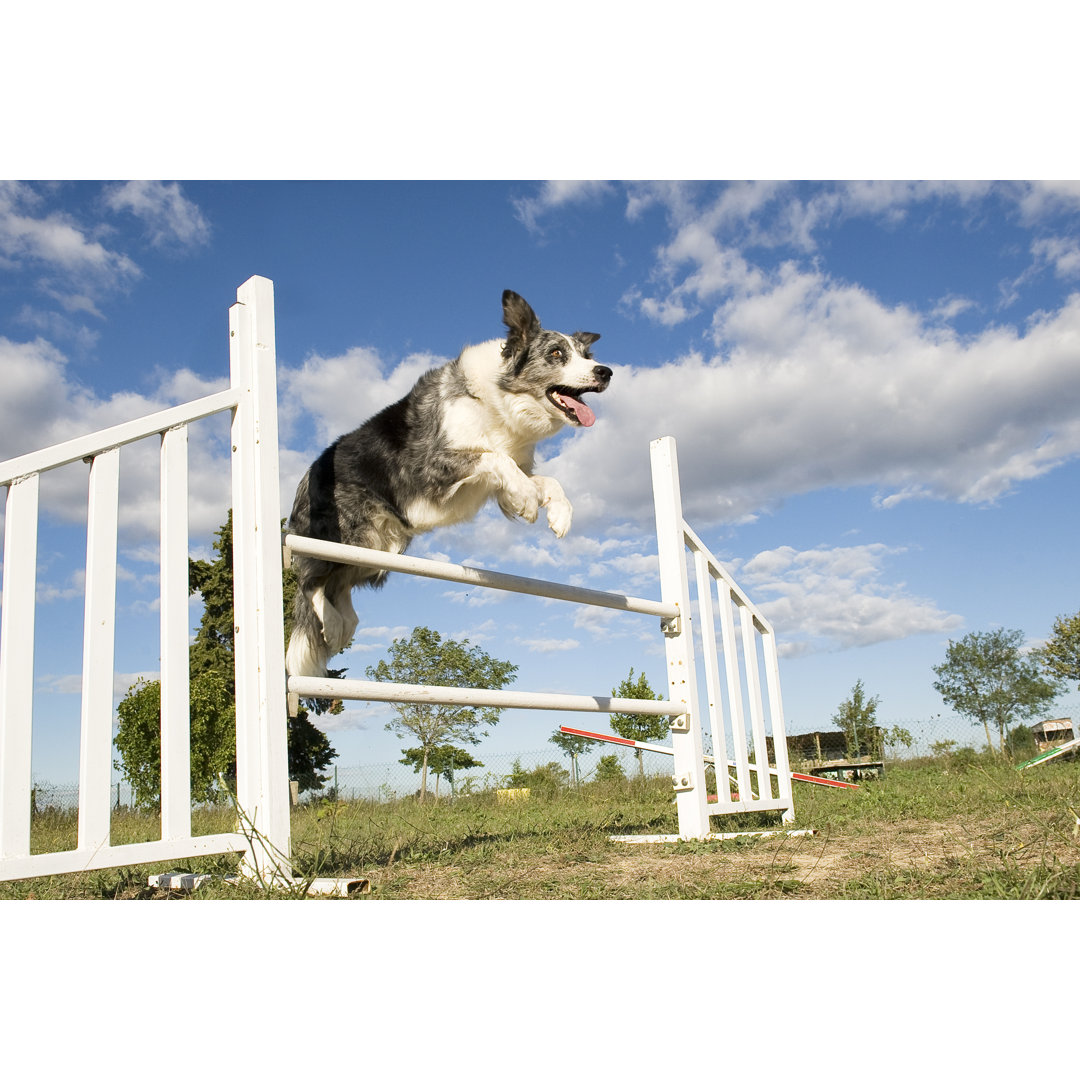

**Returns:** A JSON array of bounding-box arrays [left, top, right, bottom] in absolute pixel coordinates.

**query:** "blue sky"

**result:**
[[3, 179, 1080, 784]]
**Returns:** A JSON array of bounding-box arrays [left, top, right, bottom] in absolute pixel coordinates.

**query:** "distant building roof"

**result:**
[[1032, 717, 1074, 735]]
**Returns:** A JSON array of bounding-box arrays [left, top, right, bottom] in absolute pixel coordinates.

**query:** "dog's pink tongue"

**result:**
[[563, 394, 596, 427]]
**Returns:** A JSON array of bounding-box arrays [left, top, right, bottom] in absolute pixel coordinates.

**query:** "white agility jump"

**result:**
[[1, 276, 296, 886], [0, 275, 795, 887]]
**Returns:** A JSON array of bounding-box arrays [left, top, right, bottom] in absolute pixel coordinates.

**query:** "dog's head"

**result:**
[[499, 290, 611, 428]]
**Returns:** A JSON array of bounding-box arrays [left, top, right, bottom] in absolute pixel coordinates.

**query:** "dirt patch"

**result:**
[[362, 814, 1074, 899]]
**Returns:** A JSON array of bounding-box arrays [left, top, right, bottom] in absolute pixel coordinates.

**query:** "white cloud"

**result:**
[[103, 181, 211, 249], [516, 637, 580, 653], [512, 180, 615, 233], [737, 543, 964, 655], [545, 270, 1080, 530], [0, 181, 140, 304], [1012, 180, 1080, 223], [1031, 236, 1080, 280], [620, 180, 995, 266], [37, 669, 158, 703], [345, 625, 411, 654], [931, 295, 977, 321], [278, 346, 443, 449]]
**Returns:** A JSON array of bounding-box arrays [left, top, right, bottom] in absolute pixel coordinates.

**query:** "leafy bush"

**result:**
[[592, 754, 627, 783], [503, 759, 569, 796]]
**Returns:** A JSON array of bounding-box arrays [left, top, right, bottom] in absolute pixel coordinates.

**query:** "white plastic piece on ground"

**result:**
[[148, 872, 370, 896]]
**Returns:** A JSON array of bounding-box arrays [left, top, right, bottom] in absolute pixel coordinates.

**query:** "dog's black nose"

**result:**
[[593, 365, 613, 385]]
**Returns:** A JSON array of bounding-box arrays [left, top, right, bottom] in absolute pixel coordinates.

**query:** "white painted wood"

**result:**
[[229, 276, 291, 880], [0, 389, 239, 486], [649, 437, 710, 839], [683, 519, 759, 613], [244, 274, 291, 875], [0, 830, 250, 881], [283, 534, 678, 619], [289, 675, 682, 715], [762, 629, 796, 822], [741, 603, 772, 801], [0, 475, 39, 859], [692, 548, 733, 807], [159, 425, 191, 841], [77, 448, 120, 853], [716, 578, 753, 801]]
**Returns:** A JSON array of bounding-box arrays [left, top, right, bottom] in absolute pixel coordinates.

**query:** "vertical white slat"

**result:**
[[692, 548, 732, 808], [243, 275, 291, 867], [649, 437, 709, 839], [740, 605, 771, 801], [0, 475, 40, 859], [78, 448, 120, 853], [762, 629, 795, 822], [159, 425, 191, 841], [230, 276, 291, 879], [230, 296, 262, 850], [717, 579, 752, 800]]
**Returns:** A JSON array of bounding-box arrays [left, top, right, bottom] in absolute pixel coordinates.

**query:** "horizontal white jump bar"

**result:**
[[288, 675, 685, 716], [0, 388, 240, 484], [283, 533, 679, 620]]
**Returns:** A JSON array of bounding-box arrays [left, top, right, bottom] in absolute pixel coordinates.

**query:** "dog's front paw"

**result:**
[[532, 475, 572, 537], [545, 495, 572, 538], [499, 483, 540, 523]]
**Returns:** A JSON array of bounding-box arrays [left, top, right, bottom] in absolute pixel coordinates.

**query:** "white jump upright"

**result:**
[[651, 437, 795, 831], [0, 276, 293, 885]]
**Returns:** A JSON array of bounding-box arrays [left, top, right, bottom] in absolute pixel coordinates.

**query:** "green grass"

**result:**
[[4, 756, 1079, 899]]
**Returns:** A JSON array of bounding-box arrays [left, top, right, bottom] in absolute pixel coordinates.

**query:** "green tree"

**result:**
[[593, 753, 626, 783], [1038, 611, 1080, 691], [830, 679, 882, 758], [932, 628, 1061, 754], [400, 744, 483, 797], [367, 626, 517, 801], [113, 512, 338, 807], [884, 725, 914, 753], [114, 672, 236, 808], [1005, 723, 1037, 760], [609, 668, 667, 778], [548, 729, 594, 787]]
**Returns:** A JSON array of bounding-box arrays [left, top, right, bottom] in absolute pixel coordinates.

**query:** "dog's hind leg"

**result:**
[[326, 580, 359, 654], [309, 584, 348, 654]]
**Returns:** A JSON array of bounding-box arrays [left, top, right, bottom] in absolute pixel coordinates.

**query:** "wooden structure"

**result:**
[[767, 729, 885, 781], [1031, 717, 1075, 752]]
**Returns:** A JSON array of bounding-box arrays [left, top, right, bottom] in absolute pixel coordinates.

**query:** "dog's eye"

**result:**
[[550, 347, 563, 359]]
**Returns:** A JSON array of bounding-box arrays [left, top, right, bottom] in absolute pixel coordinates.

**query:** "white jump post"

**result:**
[[650, 437, 711, 839], [0, 275, 306, 888], [228, 276, 293, 883]]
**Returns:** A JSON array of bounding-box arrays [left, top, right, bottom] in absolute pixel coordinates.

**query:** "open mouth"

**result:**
[[547, 386, 601, 427]]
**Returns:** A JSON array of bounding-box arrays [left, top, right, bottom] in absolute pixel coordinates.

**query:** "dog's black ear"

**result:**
[[502, 290, 541, 359], [574, 331, 601, 349]]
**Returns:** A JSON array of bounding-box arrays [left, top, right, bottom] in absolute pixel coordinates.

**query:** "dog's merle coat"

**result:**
[[286, 290, 610, 679]]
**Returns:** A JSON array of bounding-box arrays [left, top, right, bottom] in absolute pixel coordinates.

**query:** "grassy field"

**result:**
[[4, 754, 1079, 899]]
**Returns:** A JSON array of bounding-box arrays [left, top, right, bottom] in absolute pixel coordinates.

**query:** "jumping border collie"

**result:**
[[285, 290, 611, 679]]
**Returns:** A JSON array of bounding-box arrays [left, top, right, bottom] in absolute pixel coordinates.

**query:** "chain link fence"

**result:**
[[31, 711, 1074, 812]]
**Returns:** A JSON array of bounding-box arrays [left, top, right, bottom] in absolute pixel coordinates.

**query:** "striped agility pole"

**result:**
[[559, 725, 859, 790]]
